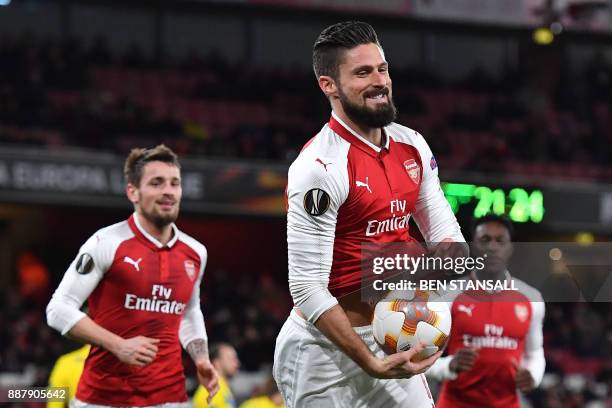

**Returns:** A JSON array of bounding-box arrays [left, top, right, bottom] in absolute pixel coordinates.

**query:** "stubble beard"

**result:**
[[142, 206, 179, 229]]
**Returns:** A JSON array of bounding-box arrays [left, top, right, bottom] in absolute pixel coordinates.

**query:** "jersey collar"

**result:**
[[130, 212, 179, 249], [329, 111, 390, 157]]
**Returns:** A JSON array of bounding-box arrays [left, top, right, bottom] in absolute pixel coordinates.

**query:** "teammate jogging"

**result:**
[[47, 145, 219, 407], [427, 215, 545, 407]]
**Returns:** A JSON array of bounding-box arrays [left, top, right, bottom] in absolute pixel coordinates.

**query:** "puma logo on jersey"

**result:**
[[356, 177, 372, 193], [315, 158, 332, 172], [458, 304, 475, 317], [124, 256, 142, 272]]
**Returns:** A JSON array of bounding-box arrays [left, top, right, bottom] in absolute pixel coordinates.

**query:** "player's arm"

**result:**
[[179, 249, 219, 403], [287, 158, 376, 373], [426, 295, 478, 381], [46, 233, 159, 367], [411, 133, 467, 258], [515, 298, 546, 392], [288, 158, 440, 378], [425, 355, 456, 381], [315, 306, 441, 378], [426, 348, 479, 381]]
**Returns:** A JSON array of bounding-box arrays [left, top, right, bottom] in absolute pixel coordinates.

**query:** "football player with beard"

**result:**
[[273, 21, 466, 408], [47, 145, 219, 407]]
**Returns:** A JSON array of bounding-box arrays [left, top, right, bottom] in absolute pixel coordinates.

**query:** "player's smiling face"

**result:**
[[335, 42, 397, 128], [130, 161, 182, 228]]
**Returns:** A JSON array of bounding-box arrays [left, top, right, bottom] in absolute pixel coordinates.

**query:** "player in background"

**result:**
[[46, 145, 219, 407], [427, 215, 545, 407], [47, 344, 90, 408], [193, 343, 240, 407], [274, 21, 467, 407]]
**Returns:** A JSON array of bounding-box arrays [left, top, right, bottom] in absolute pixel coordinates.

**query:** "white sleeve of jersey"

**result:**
[[287, 154, 349, 323], [425, 355, 457, 381], [179, 247, 208, 348], [523, 298, 546, 386], [411, 133, 465, 247], [46, 231, 115, 335]]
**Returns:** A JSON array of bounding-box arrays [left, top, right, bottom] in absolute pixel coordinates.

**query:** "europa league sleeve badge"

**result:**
[[75, 253, 95, 275]]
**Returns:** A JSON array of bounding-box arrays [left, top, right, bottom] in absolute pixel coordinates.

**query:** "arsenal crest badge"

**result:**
[[184, 260, 197, 281], [514, 304, 529, 322], [403, 159, 421, 184]]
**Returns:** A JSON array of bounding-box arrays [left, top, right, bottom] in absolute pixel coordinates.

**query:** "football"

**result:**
[[372, 290, 452, 360]]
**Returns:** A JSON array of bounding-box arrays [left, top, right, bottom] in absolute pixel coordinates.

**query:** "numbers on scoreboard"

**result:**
[[473, 186, 492, 218], [442, 183, 544, 223]]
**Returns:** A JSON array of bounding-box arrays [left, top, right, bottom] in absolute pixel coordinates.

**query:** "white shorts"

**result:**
[[70, 398, 192, 408], [273, 309, 435, 408]]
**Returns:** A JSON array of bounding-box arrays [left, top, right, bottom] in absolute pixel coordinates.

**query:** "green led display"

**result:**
[[442, 183, 544, 223]]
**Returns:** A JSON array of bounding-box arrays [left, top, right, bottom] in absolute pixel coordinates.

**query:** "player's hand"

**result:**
[[370, 343, 443, 379], [113, 336, 160, 367], [449, 348, 478, 373], [512, 359, 536, 392], [196, 358, 220, 403]]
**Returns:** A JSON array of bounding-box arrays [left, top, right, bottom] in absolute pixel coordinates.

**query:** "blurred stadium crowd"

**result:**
[[2, 33, 612, 180]]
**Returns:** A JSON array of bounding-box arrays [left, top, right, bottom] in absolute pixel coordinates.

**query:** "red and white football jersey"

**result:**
[[47, 214, 207, 406], [433, 273, 545, 408], [286, 112, 464, 322]]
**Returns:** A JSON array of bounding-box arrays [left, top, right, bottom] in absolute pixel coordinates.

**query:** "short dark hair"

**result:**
[[209, 342, 232, 362], [123, 144, 180, 187], [313, 21, 380, 81], [471, 214, 514, 239]]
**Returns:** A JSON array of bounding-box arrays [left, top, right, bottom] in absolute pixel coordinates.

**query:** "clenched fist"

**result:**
[[112, 336, 160, 367]]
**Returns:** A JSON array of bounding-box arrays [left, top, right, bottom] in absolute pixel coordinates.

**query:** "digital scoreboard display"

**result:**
[[442, 182, 544, 223]]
